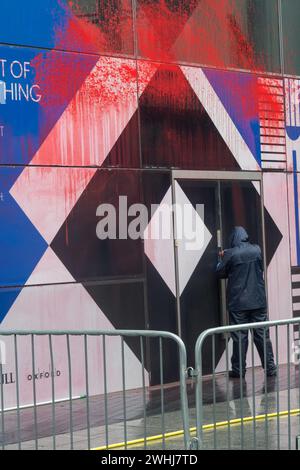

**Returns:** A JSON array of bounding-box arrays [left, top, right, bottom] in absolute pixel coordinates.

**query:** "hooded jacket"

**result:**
[[216, 226, 266, 311]]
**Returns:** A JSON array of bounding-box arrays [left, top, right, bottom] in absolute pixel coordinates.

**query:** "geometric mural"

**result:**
[[0, 0, 297, 406]]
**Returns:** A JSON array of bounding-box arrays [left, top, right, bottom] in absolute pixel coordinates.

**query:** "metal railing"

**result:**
[[0, 330, 190, 450], [1, 319, 300, 450], [193, 317, 300, 450]]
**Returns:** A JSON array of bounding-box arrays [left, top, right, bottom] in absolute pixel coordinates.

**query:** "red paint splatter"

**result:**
[[31, 0, 284, 139], [137, 0, 283, 125], [71, 56, 138, 111], [31, 50, 97, 108], [66, 0, 134, 55], [137, 0, 199, 63], [138, 62, 200, 110], [31, 1, 139, 110]]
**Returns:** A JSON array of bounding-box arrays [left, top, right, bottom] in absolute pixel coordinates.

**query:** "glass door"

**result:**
[[172, 171, 265, 372]]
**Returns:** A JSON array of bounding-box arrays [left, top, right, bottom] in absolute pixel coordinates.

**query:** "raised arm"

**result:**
[[216, 250, 232, 279]]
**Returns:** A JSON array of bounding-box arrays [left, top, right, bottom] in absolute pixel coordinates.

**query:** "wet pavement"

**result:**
[[2, 365, 300, 450]]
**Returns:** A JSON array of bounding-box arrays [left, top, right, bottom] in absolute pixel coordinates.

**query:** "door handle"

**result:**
[[220, 279, 228, 327], [217, 229, 228, 326], [217, 229, 222, 250]]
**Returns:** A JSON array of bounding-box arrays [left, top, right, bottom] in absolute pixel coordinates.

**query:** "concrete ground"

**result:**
[[2, 365, 300, 450]]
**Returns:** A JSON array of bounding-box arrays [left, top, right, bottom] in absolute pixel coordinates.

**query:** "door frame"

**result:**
[[171, 170, 267, 338]]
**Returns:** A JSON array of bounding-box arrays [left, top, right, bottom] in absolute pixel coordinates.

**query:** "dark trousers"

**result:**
[[229, 308, 276, 375]]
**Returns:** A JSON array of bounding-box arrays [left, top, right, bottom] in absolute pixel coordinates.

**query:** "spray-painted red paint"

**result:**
[[137, 0, 281, 133], [74, 58, 137, 110], [66, 0, 134, 55], [30, 55, 139, 168], [31, 51, 97, 108], [30, 0, 284, 163]]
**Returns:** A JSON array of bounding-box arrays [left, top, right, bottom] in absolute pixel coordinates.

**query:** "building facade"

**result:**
[[0, 0, 300, 408]]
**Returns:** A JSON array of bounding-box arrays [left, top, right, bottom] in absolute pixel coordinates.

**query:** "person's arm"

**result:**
[[257, 247, 264, 272], [216, 249, 231, 279]]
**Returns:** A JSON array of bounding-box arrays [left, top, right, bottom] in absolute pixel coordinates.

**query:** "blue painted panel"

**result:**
[[0, 167, 48, 320], [0, 287, 22, 323], [293, 150, 300, 265], [204, 68, 261, 165], [0, 44, 98, 171], [0, 0, 69, 49], [0, 1, 134, 56]]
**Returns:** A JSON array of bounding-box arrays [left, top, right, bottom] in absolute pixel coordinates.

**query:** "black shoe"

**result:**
[[266, 367, 277, 377], [229, 371, 245, 379]]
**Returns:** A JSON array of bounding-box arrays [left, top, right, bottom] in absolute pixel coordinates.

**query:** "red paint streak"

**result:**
[[137, 0, 282, 121], [74, 57, 137, 111], [137, 1, 252, 67], [137, 0, 199, 63], [227, 13, 282, 127], [30, 1, 284, 145], [31, 1, 139, 111], [66, 0, 134, 55], [138, 0, 231, 66], [30, 1, 100, 109], [138, 62, 200, 110], [57, 14, 103, 54], [31, 51, 97, 108]]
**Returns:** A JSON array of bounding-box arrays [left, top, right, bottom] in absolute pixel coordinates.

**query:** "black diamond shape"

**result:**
[[139, 63, 241, 170], [51, 169, 144, 282]]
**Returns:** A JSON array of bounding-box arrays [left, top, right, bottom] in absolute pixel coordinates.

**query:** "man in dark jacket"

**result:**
[[216, 226, 277, 378]]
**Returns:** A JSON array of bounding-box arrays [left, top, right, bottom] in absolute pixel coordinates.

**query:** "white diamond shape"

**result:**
[[144, 187, 176, 296], [174, 182, 212, 296], [143, 184, 212, 298]]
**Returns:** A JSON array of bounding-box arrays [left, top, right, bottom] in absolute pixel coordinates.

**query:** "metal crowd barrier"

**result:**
[[0, 330, 190, 450], [1, 319, 300, 450], [193, 317, 300, 450]]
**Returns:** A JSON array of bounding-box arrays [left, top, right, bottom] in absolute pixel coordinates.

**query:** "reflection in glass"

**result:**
[[137, 0, 280, 73], [282, 0, 300, 75], [221, 180, 263, 250], [70, 0, 134, 55]]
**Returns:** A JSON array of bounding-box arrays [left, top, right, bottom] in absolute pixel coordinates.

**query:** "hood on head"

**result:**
[[229, 226, 249, 248]]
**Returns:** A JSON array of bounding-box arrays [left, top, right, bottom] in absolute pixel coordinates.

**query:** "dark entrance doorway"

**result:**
[[172, 171, 265, 373]]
